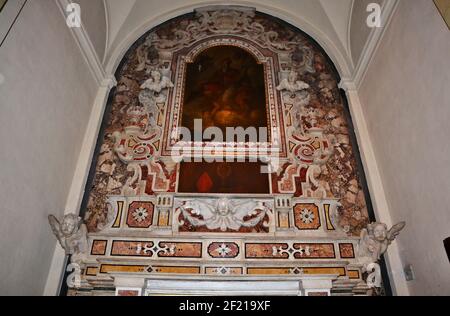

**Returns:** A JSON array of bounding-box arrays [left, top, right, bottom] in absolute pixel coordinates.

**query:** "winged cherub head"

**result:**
[[60, 214, 81, 237], [368, 222, 389, 242], [216, 198, 231, 216]]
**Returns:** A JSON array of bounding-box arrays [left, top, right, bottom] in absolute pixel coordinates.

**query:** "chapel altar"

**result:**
[[52, 6, 404, 297]]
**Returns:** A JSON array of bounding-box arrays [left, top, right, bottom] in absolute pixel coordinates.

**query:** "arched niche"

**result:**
[[83, 7, 372, 236]]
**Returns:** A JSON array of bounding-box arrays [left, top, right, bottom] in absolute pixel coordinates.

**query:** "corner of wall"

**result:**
[[44, 1, 117, 296], [339, 79, 410, 296]]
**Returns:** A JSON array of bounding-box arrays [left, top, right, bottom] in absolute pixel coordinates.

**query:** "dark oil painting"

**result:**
[[178, 161, 270, 194], [181, 45, 268, 133]]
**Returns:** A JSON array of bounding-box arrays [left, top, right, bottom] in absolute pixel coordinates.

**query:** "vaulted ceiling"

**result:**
[[79, 0, 386, 78]]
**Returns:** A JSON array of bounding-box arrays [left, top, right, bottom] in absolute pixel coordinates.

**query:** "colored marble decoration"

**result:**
[[69, 7, 380, 296], [339, 243, 355, 259], [292, 243, 335, 259], [245, 243, 335, 260], [117, 290, 140, 297], [207, 242, 240, 259], [157, 242, 202, 258], [205, 267, 243, 275], [126, 202, 154, 228], [111, 241, 154, 257], [83, 7, 369, 236], [90, 240, 107, 256], [293, 203, 321, 230], [109, 240, 202, 258], [245, 243, 290, 259]]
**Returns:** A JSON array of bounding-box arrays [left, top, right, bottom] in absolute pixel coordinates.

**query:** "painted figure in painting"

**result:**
[[181, 46, 268, 132]]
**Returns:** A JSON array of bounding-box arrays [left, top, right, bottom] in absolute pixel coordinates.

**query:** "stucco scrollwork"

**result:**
[[112, 126, 158, 164]]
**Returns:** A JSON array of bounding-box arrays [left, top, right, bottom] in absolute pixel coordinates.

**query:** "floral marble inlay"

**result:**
[[207, 242, 240, 258], [293, 203, 321, 230], [126, 202, 154, 228]]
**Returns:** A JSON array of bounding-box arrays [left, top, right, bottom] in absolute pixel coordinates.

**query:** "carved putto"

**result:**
[[48, 214, 88, 264], [140, 70, 174, 102], [139, 69, 174, 126], [277, 70, 310, 100], [357, 221, 406, 288]]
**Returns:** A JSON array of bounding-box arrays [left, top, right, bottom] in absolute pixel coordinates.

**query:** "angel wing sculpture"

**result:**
[[178, 198, 271, 232], [48, 214, 88, 264]]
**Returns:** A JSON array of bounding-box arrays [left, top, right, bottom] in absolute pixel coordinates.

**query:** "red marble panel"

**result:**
[[293, 243, 335, 259], [293, 203, 321, 230], [117, 290, 140, 297], [208, 242, 240, 259], [308, 292, 328, 296], [111, 241, 154, 257], [245, 243, 290, 259], [339, 243, 355, 259], [91, 240, 107, 255], [157, 242, 202, 258], [126, 201, 154, 228]]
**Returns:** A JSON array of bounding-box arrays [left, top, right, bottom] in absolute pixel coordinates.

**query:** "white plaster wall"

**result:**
[[358, 0, 450, 295], [0, 0, 97, 295]]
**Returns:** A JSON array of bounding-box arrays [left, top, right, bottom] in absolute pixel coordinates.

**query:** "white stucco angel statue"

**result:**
[[48, 214, 88, 264], [277, 70, 310, 99], [140, 70, 174, 104], [357, 221, 406, 288], [139, 70, 174, 126]]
